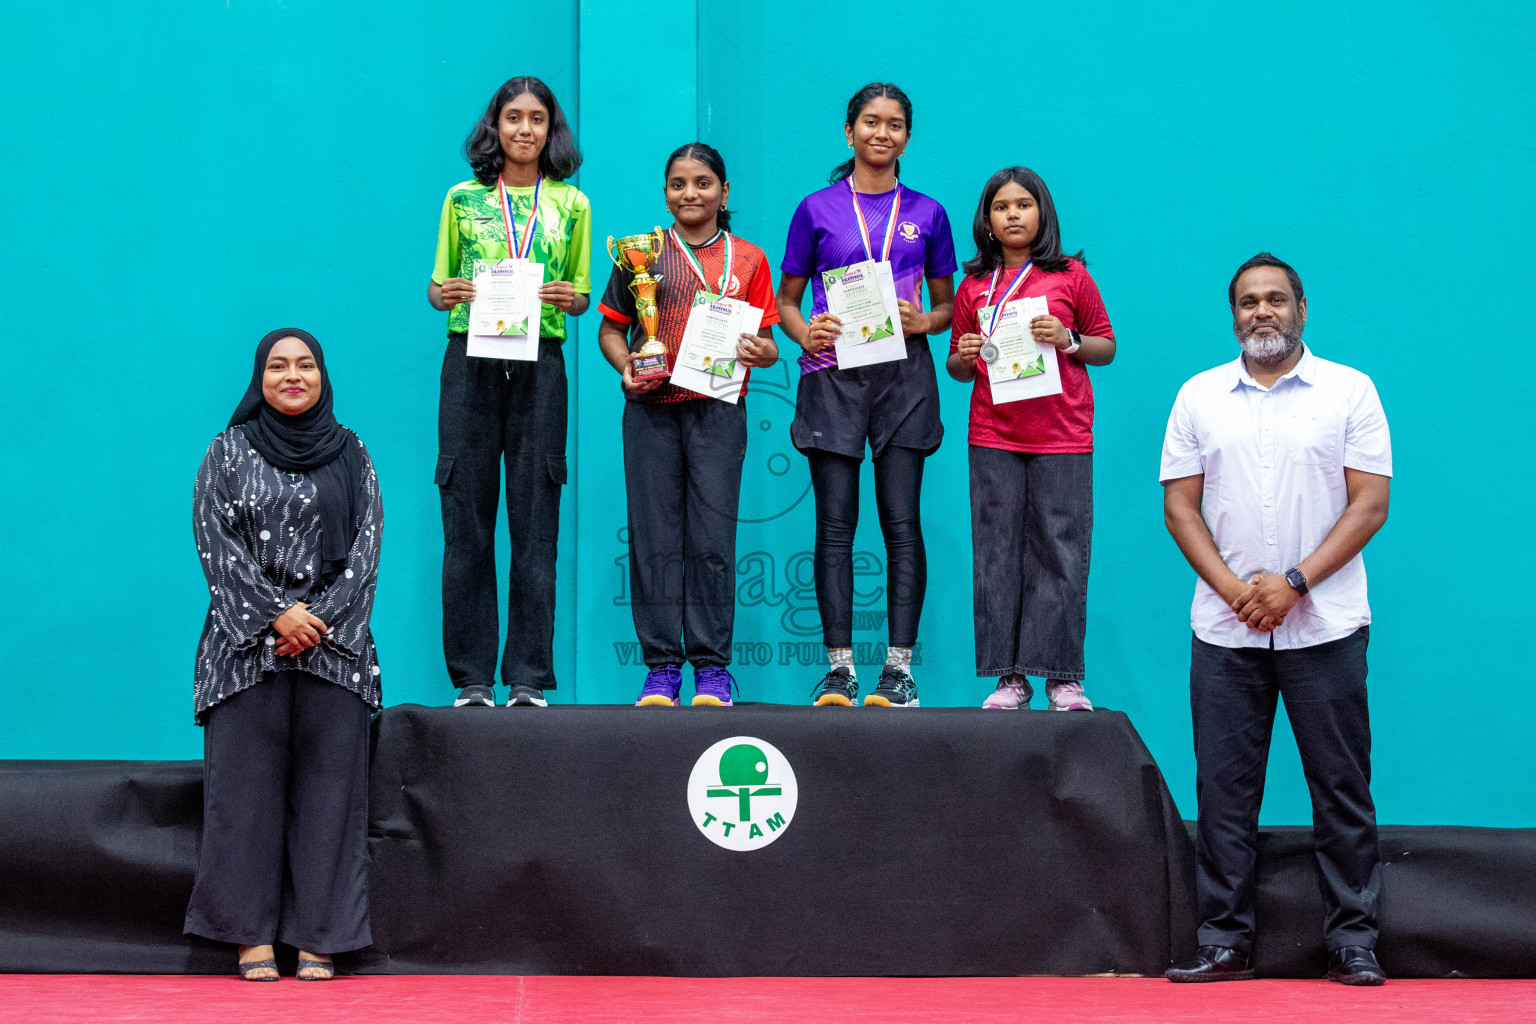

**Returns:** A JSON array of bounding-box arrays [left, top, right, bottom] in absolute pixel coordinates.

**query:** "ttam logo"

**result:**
[[686, 736, 798, 851]]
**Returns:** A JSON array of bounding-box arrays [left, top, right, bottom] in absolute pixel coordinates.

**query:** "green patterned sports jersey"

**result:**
[[432, 177, 592, 340]]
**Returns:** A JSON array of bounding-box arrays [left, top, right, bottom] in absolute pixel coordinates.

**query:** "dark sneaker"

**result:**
[[864, 666, 919, 707], [636, 665, 682, 707], [453, 684, 495, 708], [691, 666, 736, 707], [506, 684, 547, 707], [811, 667, 858, 707]]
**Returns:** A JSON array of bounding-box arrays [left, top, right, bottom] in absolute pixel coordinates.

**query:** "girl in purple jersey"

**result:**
[[776, 82, 958, 708]]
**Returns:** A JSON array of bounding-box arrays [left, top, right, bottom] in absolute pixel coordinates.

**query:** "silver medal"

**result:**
[[979, 340, 1000, 363]]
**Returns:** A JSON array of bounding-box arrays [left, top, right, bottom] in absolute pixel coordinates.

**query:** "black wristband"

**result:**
[[1285, 566, 1309, 596]]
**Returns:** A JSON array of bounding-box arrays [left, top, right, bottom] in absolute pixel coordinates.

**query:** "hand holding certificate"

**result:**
[[670, 293, 764, 403], [467, 258, 544, 361], [980, 294, 1063, 404], [468, 173, 547, 361], [823, 180, 910, 369], [823, 259, 906, 369], [980, 295, 1048, 385]]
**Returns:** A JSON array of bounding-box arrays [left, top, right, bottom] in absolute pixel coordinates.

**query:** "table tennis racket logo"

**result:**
[[687, 736, 798, 851]]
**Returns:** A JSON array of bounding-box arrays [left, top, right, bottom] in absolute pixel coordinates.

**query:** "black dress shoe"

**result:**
[[1165, 945, 1255, 982], [1327, 946, 1386, 986]]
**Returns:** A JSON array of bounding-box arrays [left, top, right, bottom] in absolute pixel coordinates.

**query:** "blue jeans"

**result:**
[[968, 447, 1092, 679]]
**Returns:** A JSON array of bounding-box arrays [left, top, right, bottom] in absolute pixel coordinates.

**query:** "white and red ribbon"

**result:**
[[497, 174, 542, 260], [848, 179, 902, 263]]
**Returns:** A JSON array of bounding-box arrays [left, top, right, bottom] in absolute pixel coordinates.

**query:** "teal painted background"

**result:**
[[2, 1, 1532, 827]]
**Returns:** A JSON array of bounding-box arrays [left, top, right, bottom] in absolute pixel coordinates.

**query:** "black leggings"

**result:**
[[808, 446, 927, 649]]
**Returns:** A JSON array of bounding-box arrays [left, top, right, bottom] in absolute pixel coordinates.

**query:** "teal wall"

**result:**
[[2, 1, 1533, 827]]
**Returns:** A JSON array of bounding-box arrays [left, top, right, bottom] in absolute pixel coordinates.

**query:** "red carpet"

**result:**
[[1, 975, 1530, 1024]]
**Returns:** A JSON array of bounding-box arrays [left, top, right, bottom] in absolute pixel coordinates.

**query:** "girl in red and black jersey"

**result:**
[[948, 167, 1117, 712], [597, 143, 780, 707]]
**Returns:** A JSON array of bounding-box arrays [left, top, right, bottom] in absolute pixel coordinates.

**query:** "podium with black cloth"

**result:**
[[3, 703, 1534, 978], [359, 704, 1195, 976]]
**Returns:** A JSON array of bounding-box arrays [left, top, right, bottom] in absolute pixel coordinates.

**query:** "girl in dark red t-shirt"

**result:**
[[947, 167, 1117, 711], [595, 142, 780, 708]]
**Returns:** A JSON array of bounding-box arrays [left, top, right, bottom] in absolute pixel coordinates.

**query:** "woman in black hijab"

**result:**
[[183, 330, 383, 981]]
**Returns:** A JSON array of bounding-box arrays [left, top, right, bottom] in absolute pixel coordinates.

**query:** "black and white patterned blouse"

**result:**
[[192, 426, 382, 723]]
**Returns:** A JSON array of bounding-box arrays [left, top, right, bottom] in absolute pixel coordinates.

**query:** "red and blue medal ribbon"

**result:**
[[497, 174, 542, 260], [848, 179, 902, 263], [669, 227, 734, 297], [982, 261, 1033, 336]]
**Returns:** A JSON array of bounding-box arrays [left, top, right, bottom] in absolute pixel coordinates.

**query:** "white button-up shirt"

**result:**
[[1160, 347, 1392, 650]]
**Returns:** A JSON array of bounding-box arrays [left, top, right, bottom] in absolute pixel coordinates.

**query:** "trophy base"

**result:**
[[632, 351, 671, 381]]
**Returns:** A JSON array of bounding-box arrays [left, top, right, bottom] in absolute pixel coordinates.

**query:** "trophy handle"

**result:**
[[651, 226, 665, 253], [605, 235, 622, 269]]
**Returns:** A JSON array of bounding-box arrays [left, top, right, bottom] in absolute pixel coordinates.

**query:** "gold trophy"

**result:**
[[606, 227, 670, 381]]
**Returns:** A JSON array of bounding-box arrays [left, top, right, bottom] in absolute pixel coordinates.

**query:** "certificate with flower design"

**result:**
[[467, 258, 543, 361], [979, 295, 1048, 385], [981, 295, 1064, 405], [670, 293, 764, 404], [822, 259, 907, 369]]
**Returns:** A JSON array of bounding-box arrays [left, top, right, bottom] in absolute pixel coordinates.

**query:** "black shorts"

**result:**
[[790, 335, 943, 460]]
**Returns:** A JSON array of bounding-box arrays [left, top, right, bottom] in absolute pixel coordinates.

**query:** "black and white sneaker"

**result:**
[[811, 667, 858, 707], [506, 684, 548, 707], [864, 667, 919, 707], [453, 684, 495, 708]]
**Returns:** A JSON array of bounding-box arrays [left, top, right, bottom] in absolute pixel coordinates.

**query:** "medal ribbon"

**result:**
[[848, 179, 902, 263], [669, 228, 734, 297], [982, 261, 1033, 337], [497, 174, 542, 260]]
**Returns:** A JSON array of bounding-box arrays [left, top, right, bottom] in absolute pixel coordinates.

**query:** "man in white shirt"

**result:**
[[1160, 254, 1392, 986]]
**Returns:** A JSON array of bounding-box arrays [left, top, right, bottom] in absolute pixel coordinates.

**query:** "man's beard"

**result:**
[[1236, 317, 1303, 365]]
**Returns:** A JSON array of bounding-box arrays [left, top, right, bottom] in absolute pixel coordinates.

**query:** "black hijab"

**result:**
[[229, 328, 363, 581]]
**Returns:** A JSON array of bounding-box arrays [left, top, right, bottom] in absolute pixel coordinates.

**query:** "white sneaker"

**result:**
[[982, 676, 1033, 709]]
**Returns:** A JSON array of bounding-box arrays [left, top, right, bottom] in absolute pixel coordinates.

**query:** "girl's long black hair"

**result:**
[[962, 166, 1084, 277], [828, 82, 912, 185], [664, 142, 731, 232], [465, 76, 582, 185]]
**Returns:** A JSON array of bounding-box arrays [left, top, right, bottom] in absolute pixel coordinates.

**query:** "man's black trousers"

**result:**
[[1190, 626, 1381, 953]]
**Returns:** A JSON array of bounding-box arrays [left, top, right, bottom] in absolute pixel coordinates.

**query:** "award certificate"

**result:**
[[981, 295, 1048, 386], [467, 258, 543, 361], [981, 295, 1064, 405], [823, 259, 906, 369], [670, 293, 764, 404]]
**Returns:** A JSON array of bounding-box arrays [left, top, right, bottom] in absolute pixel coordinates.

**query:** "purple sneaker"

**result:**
[[635, 665, 682, 707], [691, 666, 736, 707], [1046, 680, 1094, 711], [982, 675, 1033, 709]]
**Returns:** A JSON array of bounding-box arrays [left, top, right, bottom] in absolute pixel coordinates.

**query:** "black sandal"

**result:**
[[295, 957, 335, 981], [238, 957, 280, 982]]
